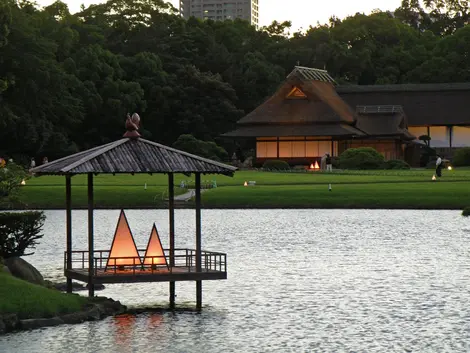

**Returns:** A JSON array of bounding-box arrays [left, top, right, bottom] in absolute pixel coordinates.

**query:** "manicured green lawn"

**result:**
[[0, 272, 87, 319], [12, 169, 470, 209]]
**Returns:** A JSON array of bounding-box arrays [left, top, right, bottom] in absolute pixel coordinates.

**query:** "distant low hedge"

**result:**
[[339, 147, 384, 170], [453, 148, 470, 167], [383, 159, 410, 170], [262, 160, 290, 170]]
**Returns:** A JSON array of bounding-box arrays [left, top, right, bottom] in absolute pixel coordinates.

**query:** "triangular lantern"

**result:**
[[106, 210, 142, 270], [143, 224, 168, 269]]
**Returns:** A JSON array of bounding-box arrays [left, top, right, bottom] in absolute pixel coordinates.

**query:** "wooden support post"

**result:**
[[168, 173, 176, 309], [195, 173, 202, 310], [65, 175, 72, 294], [87, 173, 95, 297]]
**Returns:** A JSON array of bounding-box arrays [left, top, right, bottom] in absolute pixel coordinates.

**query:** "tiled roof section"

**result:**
[[356, 105, 404, 114], [355, 108, 415, 140], [339, 86, 470, 126], [222, 123, 366, 138], [287, 66, 336, 84], [30, 138, 237, 175], [337, 82, 470, 93]]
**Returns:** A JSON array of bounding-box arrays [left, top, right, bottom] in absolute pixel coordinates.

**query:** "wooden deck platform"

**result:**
[[65, 248, 227, 284], [66, 267, 226, 284]]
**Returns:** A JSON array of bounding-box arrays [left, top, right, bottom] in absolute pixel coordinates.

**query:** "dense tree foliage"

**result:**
[[0, 0, 468, 161]]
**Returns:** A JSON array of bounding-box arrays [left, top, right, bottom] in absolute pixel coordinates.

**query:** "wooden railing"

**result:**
[[64, 248, 227, 276]]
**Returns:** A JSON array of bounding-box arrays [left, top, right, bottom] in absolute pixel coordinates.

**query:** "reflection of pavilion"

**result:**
[[31, 116, 236, 310]]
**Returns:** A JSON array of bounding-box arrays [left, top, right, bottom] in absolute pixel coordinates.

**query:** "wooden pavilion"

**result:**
[[31, 115, 237, 310]]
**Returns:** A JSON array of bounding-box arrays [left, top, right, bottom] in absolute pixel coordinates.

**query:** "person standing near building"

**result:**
[[326, 153, 332, 172], [435, 155, 443, 177]]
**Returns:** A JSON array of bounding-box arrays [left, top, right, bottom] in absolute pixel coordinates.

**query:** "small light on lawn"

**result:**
[[432, 175, 436, 181], [328, 184, 332, 191], [20, 179, 26, 186], [448, 166, 452, 171], [244, 181, 248, 187], [144, 183, 147, 190]]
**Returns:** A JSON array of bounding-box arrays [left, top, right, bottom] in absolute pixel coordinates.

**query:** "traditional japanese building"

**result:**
[[222, 66, 470, 166]]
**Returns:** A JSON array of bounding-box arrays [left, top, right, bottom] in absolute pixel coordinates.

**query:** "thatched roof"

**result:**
[[222, 123, 365, 138], [30, 137, 237, 176], [236, 69, 355, 125], [338, 83, 470, 126]]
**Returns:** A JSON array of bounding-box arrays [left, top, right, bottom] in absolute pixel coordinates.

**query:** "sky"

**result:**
[[36, 0, 403, 31]]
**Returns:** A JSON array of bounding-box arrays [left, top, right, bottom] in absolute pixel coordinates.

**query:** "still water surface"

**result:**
[[1, 209, 470, 352]]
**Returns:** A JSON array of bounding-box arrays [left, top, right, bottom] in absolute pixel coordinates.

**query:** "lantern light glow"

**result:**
[[143, 224, 168, 268], [106, 210, 142, 270], [309, 161, 320, 170]]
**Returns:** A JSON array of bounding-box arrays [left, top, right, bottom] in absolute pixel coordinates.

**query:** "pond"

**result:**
[[1, 209, 470, 352]]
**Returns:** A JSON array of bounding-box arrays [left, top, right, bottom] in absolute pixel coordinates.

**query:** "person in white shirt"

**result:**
[[435, 155, 443, 177]]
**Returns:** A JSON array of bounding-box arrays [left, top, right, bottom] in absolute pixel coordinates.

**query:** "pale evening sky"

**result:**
[[36, 0, 403, 31]]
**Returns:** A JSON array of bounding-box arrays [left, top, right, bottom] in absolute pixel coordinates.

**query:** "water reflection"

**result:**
[[1, 209, 470, 352], [113, 314, 136, 348]]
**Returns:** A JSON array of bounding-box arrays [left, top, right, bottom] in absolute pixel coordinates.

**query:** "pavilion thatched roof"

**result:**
[[31, 137, 237, 176]]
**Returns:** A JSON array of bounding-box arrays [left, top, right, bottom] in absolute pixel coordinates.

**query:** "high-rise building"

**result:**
[[179, 0, 259, 28]]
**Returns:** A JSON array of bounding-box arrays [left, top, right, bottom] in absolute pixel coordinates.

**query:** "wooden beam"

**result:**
[[195, 173, 202, 310], [65, 175, 72, 294], [87, 173, 95, 297], [168, 173, 176, 309]]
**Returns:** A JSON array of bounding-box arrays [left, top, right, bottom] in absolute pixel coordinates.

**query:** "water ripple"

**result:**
[[1, 209, 470, 353]]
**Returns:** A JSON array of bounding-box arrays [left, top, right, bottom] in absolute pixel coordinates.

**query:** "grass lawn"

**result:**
[[12, 168, 470, 209], [0, 272, 87, 319]]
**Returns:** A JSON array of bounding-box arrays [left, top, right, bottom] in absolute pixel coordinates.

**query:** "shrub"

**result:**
[[262, 160, 290, 171], [0, 161, 29, 207], [463, 207, 470, 217], [453, 148, 470, 167], [383, 159, 411, 170], [339, 147, 385, 170], [331, 156, 340, 169], [0, 211, 45, 259]]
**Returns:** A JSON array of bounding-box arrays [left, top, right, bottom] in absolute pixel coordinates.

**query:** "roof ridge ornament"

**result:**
[[124, 113, 141, 138]]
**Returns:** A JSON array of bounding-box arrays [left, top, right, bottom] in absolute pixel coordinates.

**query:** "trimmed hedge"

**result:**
[[463, 207, 470, 217], [339, 147, 385, 170], [383, 159, 410, 170], [262, 160, 290, 170], [453, 148, 470, 167]]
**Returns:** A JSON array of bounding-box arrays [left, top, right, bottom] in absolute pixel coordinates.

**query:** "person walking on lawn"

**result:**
[[435, 155, 443, 178]]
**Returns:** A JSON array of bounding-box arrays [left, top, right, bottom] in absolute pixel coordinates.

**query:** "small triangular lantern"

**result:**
[[143, 224, 168, 268], [106, 210, 142, 270]]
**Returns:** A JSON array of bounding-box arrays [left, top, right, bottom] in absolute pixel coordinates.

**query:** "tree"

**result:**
[[0, 211, 45, 258], [173, 134, 228, 161]]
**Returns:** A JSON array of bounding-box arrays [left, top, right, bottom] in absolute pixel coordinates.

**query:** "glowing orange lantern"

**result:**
[[143, 224, 168, 268], [309, 161, 320, 170], [106, 210, 142, 270]]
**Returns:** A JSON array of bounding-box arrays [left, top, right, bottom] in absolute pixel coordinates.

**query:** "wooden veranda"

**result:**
[[31, 115, 237, 310]]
